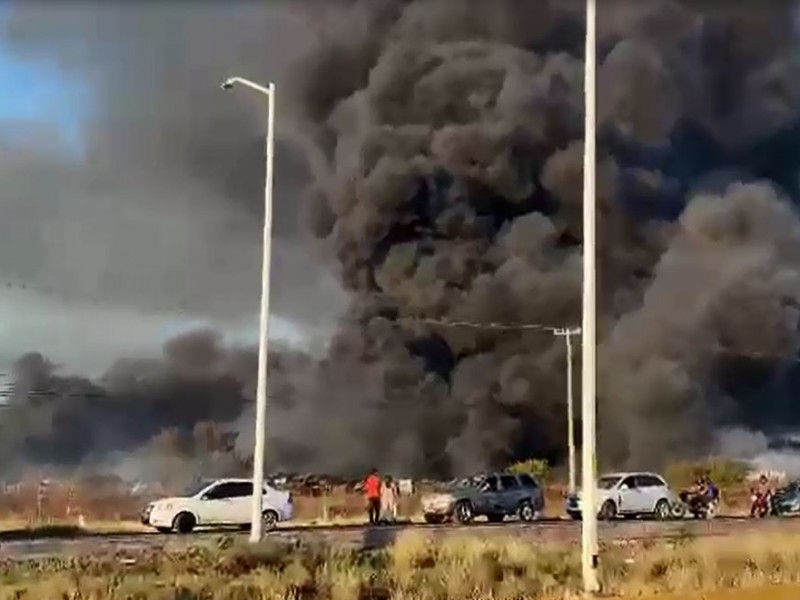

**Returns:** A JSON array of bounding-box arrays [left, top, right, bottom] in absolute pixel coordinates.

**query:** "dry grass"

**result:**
[[1, 530, 800, 599]]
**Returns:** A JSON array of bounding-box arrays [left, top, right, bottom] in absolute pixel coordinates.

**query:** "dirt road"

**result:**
[[1, 516, 798, 561]]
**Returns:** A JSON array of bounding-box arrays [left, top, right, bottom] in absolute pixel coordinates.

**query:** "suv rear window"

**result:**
[[518, 474, 538, 488]]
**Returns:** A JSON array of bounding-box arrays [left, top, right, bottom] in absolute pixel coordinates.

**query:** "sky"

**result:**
[[0, 3, 314, 377], [0, 3, 83, 151]]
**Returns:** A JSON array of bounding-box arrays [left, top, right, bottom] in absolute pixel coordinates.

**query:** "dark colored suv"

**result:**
[[421, 472, 545, 524]]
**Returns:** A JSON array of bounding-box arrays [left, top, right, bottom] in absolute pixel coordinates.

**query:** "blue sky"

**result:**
[[0, 4, 86, 152]]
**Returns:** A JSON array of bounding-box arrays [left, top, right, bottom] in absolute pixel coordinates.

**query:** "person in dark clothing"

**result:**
[[364, 468, 382, 525], [704, 475, 719, 503]]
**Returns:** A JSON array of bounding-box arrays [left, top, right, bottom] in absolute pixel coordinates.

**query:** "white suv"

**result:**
[[566, 472, 678, 521], [141, 478, 293, 534]]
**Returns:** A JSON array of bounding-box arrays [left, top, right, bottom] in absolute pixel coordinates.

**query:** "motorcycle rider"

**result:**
[[703, 475, 719, 516], [693, 477, 710, 512], [704, 475, 719, 503], [680, 477, 708, 516], [750, 474, 773, 517]]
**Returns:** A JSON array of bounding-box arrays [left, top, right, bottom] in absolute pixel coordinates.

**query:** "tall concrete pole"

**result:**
[[221, 77, 276, 543], [580, 0, 600, 594]]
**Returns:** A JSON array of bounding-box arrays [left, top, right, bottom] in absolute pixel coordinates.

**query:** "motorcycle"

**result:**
[[750, 488, 777, 518], [679, 489, 717, 520]]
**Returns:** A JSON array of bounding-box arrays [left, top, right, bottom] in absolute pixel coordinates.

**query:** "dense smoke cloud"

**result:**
[[282, 0, 800, 474], [0, 1, 346, 339], [4, 0, 800, 479], [0, 330, 252, 476]]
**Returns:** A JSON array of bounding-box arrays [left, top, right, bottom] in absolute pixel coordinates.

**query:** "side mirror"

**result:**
[[619, 484, 629, 491]]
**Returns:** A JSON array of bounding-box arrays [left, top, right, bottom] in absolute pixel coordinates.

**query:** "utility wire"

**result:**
[[0, 320, 798, 399], [399, 316, 579, 333], [401, 316, 800, 362]]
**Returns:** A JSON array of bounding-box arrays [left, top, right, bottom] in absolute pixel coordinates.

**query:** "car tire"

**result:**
[[568, 511, 582, 521], [156, 527, 172, 534], [173, 512, 196, 534], [262, 510, 279, 531], [599, 500, 617, 521], [454, 501, 474, 524], [518, 501, 536, 522], [424, 514, 444, 525], [654, 499, 671, 521]]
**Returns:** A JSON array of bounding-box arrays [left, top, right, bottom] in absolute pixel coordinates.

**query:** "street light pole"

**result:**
[[580, 0, 600, 594], [221, 76, 276, 543], [553, 328, 580, 495]]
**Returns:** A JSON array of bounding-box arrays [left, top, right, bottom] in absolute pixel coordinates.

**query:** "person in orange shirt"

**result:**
[[364, 468, 382, 525]]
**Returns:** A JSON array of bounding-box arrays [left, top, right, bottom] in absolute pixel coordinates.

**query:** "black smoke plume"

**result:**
[[4, 0, 800, 479], [283, 0, 800, 474]]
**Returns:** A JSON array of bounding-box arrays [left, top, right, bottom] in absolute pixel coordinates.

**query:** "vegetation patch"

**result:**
[[1, 530, 800, 599]]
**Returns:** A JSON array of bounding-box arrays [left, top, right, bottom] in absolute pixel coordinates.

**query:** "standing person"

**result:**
[[381, 476, 398, 524], [364, 468, 381, 525]]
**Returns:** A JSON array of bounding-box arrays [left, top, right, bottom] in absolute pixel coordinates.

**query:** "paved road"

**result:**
[[1, 517, 798, 561]]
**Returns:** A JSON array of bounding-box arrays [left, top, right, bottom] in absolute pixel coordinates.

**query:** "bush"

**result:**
[[665, 459, 751, 489], [508, 459, 551, 482]]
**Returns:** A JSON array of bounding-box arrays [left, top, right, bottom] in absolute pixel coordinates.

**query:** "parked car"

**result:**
[[141, 478, 293, 534], [421, 472, 544, 524], [565, 472, 679, 521], [772, 480, 800, 515]]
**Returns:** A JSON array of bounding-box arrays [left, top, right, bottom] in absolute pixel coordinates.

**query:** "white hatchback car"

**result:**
[[141, 478, 293, 534], [565, 472, 679, 521]]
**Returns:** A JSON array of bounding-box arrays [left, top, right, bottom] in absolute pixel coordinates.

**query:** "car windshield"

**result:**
[[598, 476, 622, 490], [183, 479, 214, 497], [442, 476, 481, 489]]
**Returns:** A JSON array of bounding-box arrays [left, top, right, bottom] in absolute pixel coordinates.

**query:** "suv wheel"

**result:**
[[599, 500, 617, 521], [454, 501, 474, 524], [518, 500, 536, 522], [654, 499, 671, 521], [262, 509, 279, 531]]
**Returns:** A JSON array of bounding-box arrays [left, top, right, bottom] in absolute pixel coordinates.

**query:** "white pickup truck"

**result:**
[[141, 478, 293, 534]]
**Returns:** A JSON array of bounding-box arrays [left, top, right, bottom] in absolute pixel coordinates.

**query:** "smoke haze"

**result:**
[[3, 0, 800, 479]]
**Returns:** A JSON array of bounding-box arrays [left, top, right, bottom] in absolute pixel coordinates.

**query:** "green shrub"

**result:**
[[508, 459, 551, 482]]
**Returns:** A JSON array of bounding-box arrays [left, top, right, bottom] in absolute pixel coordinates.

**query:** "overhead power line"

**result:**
[[399, 316, 579, 333], [400, 316, 800, 362]]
